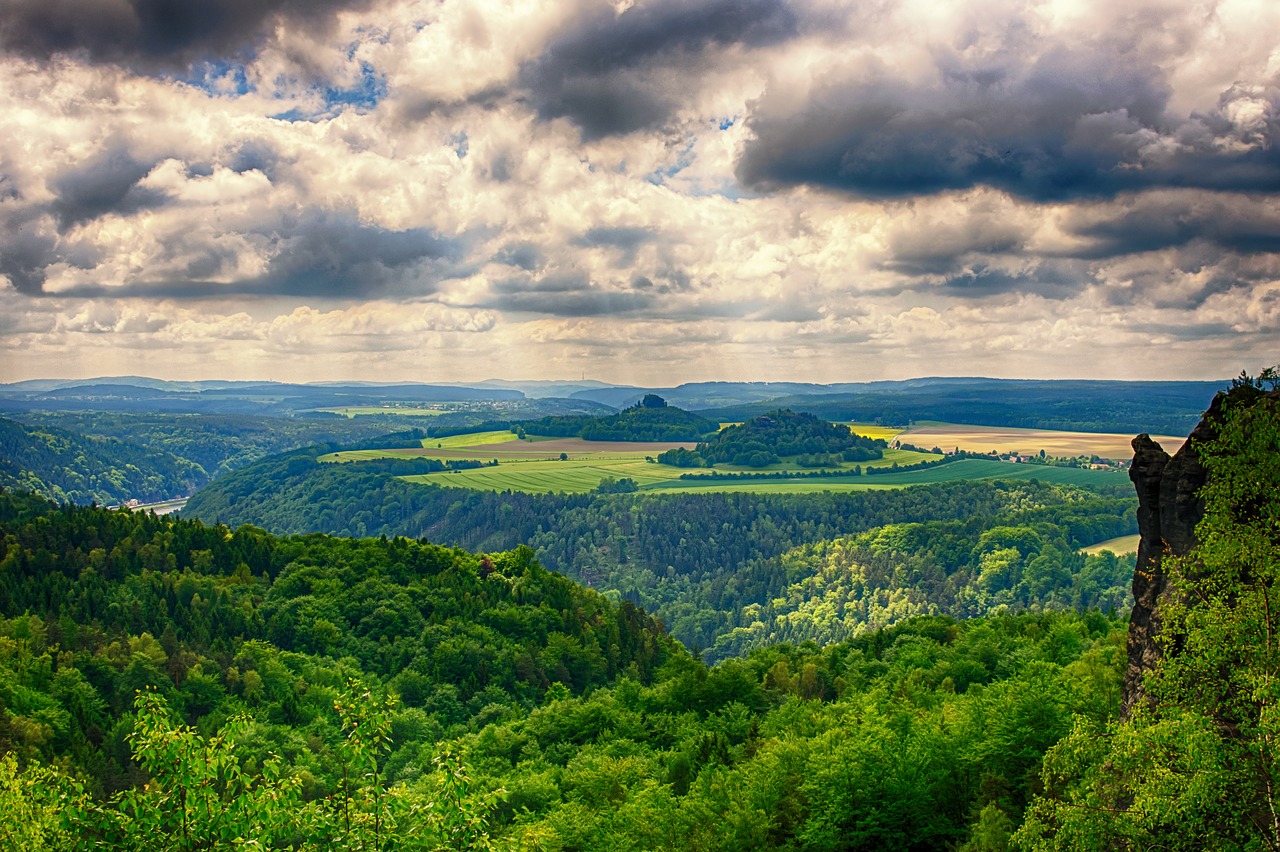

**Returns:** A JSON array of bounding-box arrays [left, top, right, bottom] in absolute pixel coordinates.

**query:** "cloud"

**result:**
[[737, 22, 1280, 201], [50, 143, 169, 230], [0, 0, 372, 70], [518, 0, 796, 138], [489, 271, 658, 317], [572, 225, 658, 266], [48, 209, 464, 300], [1055, 191, 1280, 259]]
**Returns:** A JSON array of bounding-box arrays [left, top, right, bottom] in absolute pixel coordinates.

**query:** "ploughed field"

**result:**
[[320, 423, 1133, 494]]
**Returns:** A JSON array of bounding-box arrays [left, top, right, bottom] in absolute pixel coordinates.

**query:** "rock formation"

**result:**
[[1120, 385, 1280, 716], [1121, 397, 1220, 717]]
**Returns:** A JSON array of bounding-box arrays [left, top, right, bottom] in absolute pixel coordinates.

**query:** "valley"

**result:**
[[3, 372, 1274, 851]]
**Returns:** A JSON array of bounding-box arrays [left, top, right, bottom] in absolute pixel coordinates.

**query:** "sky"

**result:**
[[0, 0, 1277, 386]]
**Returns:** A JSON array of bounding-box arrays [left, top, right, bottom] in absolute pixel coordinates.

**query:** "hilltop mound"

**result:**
[[661, 409, 886, 468], [518, 394, 719, 442]]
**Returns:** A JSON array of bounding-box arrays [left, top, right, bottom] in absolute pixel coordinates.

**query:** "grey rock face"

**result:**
[[1121, 399, 1221, 716]]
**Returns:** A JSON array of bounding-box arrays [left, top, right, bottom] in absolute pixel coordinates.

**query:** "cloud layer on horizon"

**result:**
[[0, 0, 1277, 384]]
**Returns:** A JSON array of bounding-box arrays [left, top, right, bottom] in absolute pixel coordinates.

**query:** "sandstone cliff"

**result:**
[[1121, 398, 1220, 716], [1121, 386, 1279, 716]]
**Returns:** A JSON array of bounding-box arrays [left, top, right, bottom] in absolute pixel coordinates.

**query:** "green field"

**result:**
[[322, 427, 1131, 495]]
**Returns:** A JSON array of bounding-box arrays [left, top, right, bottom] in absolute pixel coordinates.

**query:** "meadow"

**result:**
[[321, 423, 1130, 494]]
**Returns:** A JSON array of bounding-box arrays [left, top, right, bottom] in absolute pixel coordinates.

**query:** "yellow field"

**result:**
[[846, 423, 904, 442], [1081, 534, 1141, 555], [899, 423, 1185, 459]]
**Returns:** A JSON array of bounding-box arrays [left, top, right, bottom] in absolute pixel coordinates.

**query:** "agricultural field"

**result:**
[[899, 422, 1186, 458], [845, 422, 905, 442], [320, 426, 1128, 494], [1081, 533, 1142, 555]]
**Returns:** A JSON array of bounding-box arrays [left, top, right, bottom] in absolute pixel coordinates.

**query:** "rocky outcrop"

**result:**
[[1120, 395, 1225, 717]]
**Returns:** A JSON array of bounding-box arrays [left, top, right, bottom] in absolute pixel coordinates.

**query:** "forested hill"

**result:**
[[0, 416, 204, 505], [0, 489, 674, 777], [0, 485, 1130, 849], [0, 412, 415, 507], [185, 447, 1138, 654], [659, 408, 885, 468], [516, 394, 719, 441]]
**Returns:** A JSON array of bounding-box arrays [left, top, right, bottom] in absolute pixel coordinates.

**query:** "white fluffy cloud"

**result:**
[[0, 0, 1277, 383]]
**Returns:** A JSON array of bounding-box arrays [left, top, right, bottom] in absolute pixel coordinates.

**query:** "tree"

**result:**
[[1018, 389, 1280, 850]]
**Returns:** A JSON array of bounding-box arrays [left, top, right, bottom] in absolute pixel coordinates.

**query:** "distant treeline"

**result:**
[[700, 380, 1219, 435]]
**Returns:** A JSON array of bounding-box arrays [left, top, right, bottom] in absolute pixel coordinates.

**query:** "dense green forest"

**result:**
[[0, 489, 1127, 849], [0, 382, 1276, 848], [657, 409, 885, 468], [184, 450, 1135, 656], [0, 417, 204, 506], [512, 395, 719, 442], [0, 412, 407, 506]]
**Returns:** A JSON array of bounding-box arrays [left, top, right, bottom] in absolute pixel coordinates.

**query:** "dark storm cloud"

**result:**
[[736, 48, 1280, 201], [48, 209, 463, 299], [1098, 250, 1280, 311], [0, 0, 372, 69], [572, 226, 657, 266], [250, 210, 460, 298], [489, 269, 657, 316], [884, 220, 1028, 276], [1059, 194, 1280, 259], [519, 0, 797, 138], [49, 145, 169, 231], [228, 140, 290, 183], [933, 262, 1091, 300], [0, 221, 59, 296]]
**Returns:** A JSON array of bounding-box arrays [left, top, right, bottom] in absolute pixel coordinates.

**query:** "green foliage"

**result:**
[[0, 416, 203, 505], [1018, 389, 1280, 850], [594, 477, 638, 494], [659, 408, 886, 469], [519, 402, 719, 443], [186, 454, 1136, 654], [0, 411, 419, 506], [0, 483, 1127, 849]]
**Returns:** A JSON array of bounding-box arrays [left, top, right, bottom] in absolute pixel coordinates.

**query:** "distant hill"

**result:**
[[698, 378, 1225, 435], [0, 416, 203, 505], [520, 395, 719, 442], [0, 379, 524, 416], [659, 409, 885, 468]]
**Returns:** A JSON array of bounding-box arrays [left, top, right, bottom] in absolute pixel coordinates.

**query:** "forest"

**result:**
[[512, 395, 720, 443], [0, 488, 1126, 849], [656, 409, 885, 468], [0, 412, 405, 506], [184, 452, 1137, 655], [0, 379, 1275, 849]]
